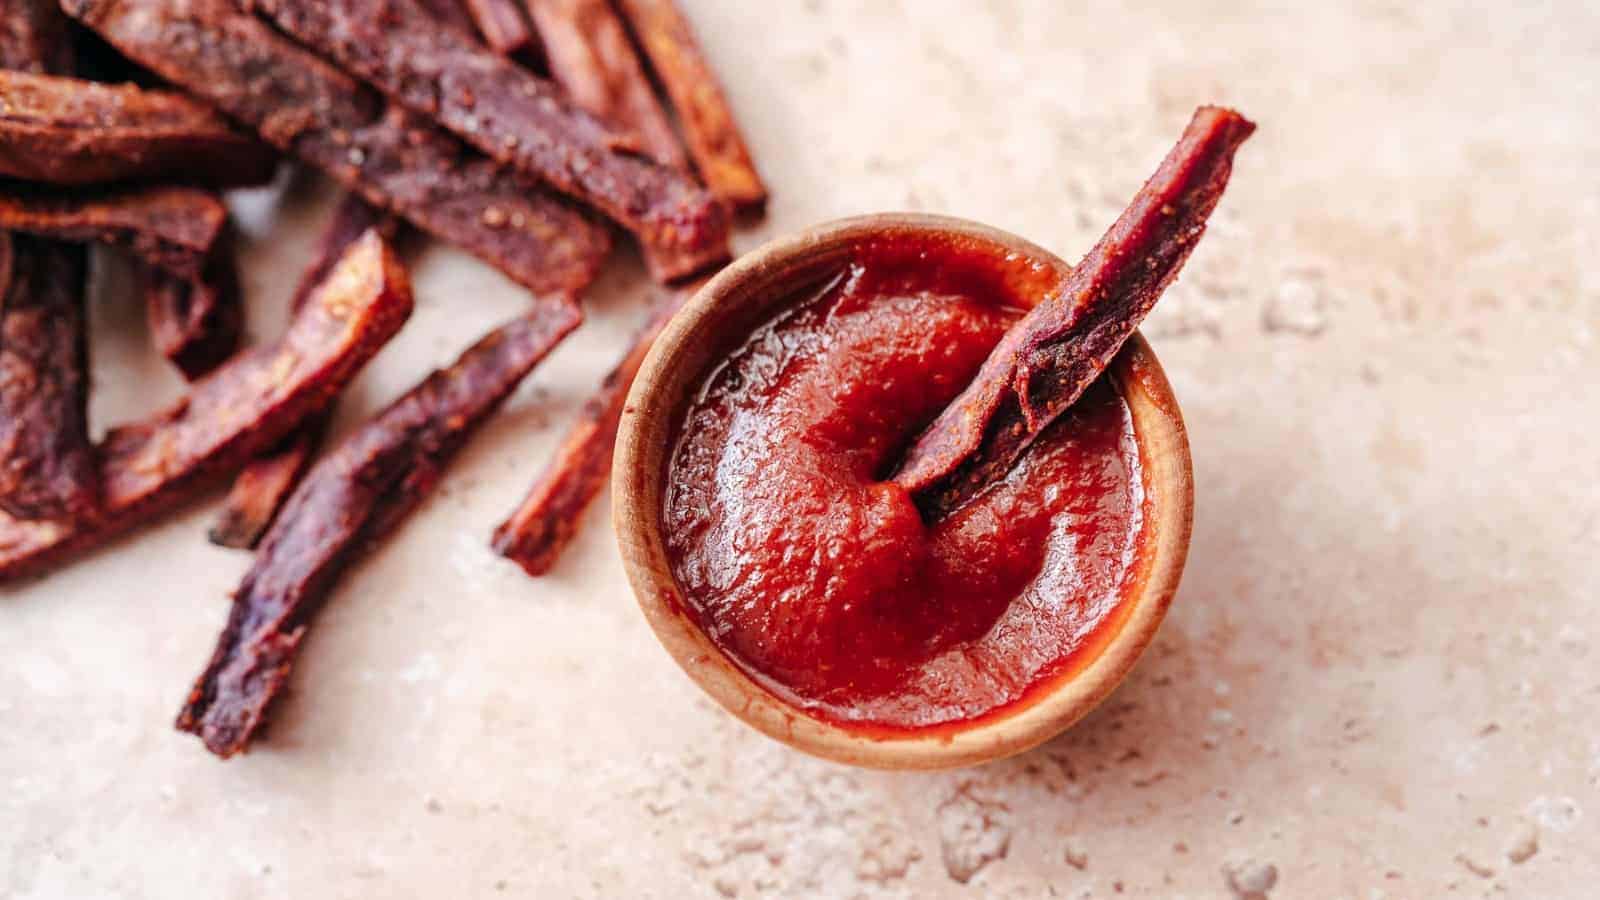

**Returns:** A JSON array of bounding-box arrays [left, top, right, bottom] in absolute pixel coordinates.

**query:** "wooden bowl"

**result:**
[[614, 213, 1194, 769]]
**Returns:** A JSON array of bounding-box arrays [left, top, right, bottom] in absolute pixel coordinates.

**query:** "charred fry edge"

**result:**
[[523, 0, 685, 169], [286, 196, 400, 314], [206, 428, 321, 550], [0, 70, 277, 187], [521, 0, 709, 281], [208, 195, 394, 549], [139, 246, 243, 380], [614, 0, 767, 212], [492, 281, 697, 574], [0, 181, 240, 380], [0, 184, 226, 279], [0, 231, 414, 581], [0, 0, 96, 521], [178, 304, 582, 757], [892, 107, 1255, 518], [247, 0, 729, 278], [64, 0, 613, 300], [0, 234, 97, 521]]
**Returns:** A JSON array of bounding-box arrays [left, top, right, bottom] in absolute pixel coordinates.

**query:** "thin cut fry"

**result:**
[[139, 248, 242, 380], [1, 0, 94, 520], [492, 280, 698, 574], [615, 0, 766, 211], [63, 0, 614, 299], [178, 305, 582, 757], [247, 0, 730, 279], [521, 0, 701, 281], [0, 184, 225, 279], [206, 430, 317, 551], [523, 0, 685, 168], [892, 107, 1255, 518], [0, 231, 414, 580], [0, 71, 277, 187], [209, 195, 395, 549], [0, 234, 95, 521]]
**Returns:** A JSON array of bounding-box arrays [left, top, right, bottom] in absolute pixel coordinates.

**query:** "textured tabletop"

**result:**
[[3, 1, 1597, 897]]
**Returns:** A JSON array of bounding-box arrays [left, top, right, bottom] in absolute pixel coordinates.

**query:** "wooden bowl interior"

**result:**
[[614, 213, 1193, 769]]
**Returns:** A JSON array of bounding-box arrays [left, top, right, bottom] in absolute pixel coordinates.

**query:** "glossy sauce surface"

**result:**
[[663, 237, 1147, 731]]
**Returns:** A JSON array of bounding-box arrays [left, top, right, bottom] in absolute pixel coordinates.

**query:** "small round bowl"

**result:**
[[614, 213, 1193, 769]]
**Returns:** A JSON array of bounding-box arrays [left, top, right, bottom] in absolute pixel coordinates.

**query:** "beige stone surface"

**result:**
[[4, 1, 1598, 897]]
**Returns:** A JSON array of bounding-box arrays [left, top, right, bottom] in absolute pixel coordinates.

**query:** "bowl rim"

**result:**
[[613, 212, 1194, 769]]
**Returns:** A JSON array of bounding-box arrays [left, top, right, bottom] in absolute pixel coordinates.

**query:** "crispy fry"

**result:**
[[139, 248, 242, 380], [521, 0, 706, 281], [2, 0, 94, 520], [207, 428, 317, 551], [247, 0, 730, 279], [0, 0, 76, 75], [209, 195, 394, 550], [177, 305, 582, 757], [614, 0, 766, 212], [0, 184, 225, 278], [0, 233, 95, 521], [0, 231, 413, 580], [0, 71, 277, 187], [286, 195, 400, 315], [463, 0, 535, 55], [63, 0, 612, 300], [492, 280, 697, 574], [523, 0, 684, 169], [892, 107, 1255, 518]]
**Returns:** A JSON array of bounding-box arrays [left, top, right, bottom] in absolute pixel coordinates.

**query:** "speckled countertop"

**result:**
[[3, 1, 1597, 897]]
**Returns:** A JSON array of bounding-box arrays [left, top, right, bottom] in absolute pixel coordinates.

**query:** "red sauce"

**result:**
[[663, 236, 1148, 732]]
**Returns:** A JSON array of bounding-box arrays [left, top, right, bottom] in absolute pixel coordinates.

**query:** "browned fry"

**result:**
[[1, 0, 94, 521], [139, 247, 242, 380], [523, 0, 685, 168], [246, 0, 731, 280], [0, 184, 225, 279], [0, 231, 414, 581], [177, 304, 582, 757], [207, 429, 317, 551], [0, 233, 95, 521], [63, 0, 613, 300], [892, 107, 1255, 518], [0, 0, 76, 75], [521, 0, 703, 281], [492, 280, 698, 575], [463, 0, 536, 55], [0, 71, 277, 187], [208, 194, 393, 550], [287, 195, 400, 314], [615, 0, 766, 212]]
